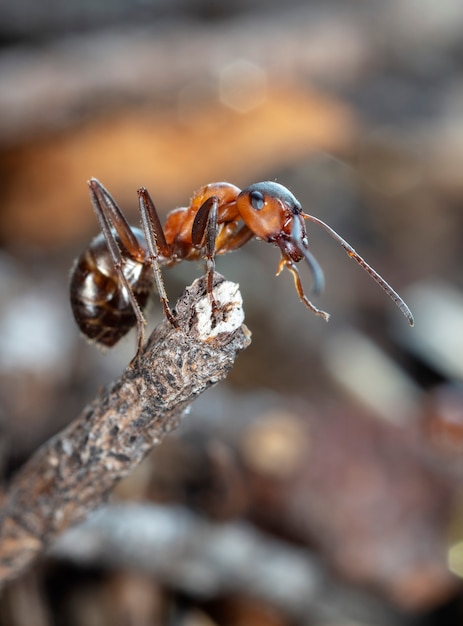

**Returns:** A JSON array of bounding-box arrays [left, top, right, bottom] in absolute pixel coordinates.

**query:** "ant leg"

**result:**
[[282, 259, 330, 322], [88, 179, 147, 357], [192, 196, 220, 311], [90, 178, 143, 261], [137, 188, 178, 328]]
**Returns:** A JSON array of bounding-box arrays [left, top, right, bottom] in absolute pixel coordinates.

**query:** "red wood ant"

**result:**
[[70, 178, 414, 356]]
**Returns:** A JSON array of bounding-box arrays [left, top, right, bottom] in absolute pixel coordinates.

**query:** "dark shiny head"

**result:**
[[244, 181, 302, 213]]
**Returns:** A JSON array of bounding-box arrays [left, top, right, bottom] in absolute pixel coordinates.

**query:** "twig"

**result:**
[[0, 274, 251, 587]]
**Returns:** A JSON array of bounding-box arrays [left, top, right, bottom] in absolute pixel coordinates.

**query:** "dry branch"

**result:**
[[0, 274, 251, 587]]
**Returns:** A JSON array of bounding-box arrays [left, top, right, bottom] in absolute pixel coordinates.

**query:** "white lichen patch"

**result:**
[[195, 281, 244, 340]]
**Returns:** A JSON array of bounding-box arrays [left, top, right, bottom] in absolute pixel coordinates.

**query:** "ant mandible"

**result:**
[[70, 178, 414, 356]]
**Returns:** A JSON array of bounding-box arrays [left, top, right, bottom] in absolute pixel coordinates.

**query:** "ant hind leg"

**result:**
[[88, 179, 148, 362]]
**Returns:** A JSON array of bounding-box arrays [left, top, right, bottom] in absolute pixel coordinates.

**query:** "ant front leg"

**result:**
[[192, 196, 220, 314], [280, 258, 330, 322]]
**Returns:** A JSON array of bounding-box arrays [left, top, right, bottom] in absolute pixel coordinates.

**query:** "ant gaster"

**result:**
[[70, 179, 414, 356]]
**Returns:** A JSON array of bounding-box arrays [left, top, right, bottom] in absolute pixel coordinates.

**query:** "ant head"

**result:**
[[236, 181, 302, 240]]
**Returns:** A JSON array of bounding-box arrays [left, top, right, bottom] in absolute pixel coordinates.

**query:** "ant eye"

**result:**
[[250, 190, 265, 211]]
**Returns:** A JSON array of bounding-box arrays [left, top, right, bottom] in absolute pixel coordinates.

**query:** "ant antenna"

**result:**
[[303, 213, 415, 326]]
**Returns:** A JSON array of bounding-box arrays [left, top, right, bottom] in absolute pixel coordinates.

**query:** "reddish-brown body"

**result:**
[[70, 179, 414, 359], [162, 183, 243, 262]]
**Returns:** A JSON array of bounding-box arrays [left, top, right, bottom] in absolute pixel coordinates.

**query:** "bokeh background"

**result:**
[[1, 0, 463, 624]]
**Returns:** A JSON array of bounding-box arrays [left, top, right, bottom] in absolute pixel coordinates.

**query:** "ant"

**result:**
[[70, 178, 414, 357]]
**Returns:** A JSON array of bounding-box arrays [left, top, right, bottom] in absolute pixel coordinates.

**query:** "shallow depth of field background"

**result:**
[[1, 1, 463, 624]]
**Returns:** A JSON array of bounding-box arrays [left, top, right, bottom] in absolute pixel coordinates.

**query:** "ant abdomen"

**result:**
[[70, 232, 152, 347]]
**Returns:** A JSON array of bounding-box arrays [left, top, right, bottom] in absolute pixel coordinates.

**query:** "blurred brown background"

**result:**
[[1, 1, 463, 624]]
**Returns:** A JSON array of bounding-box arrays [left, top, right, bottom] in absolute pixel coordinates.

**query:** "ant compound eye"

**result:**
[[250, 190, 265, 211]]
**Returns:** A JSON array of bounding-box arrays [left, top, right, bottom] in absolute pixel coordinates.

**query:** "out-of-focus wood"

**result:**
[[52, 503, 408, 626], [152, 390, 458, 613], [0, 13, 366, 141], [0, 84, 355, 247]]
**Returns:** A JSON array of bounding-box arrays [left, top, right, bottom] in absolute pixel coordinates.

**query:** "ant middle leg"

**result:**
[[137, 188, 178, 328], [192, 196, 220, 314]]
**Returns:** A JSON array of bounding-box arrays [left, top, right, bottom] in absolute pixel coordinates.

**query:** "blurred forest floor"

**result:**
[[1, 1, 463, 625]]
